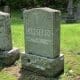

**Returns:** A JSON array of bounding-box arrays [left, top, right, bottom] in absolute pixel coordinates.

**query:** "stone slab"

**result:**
[[19, 70, 60, 80], [0, 12, 12, 51], [21, 53, 64, 77], [23, 7, 61, 58], [0, 48, 20, 66]]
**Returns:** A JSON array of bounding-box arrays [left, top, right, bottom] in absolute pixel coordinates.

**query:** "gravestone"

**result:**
[[0, 12, 12, 50], [66, 0, 76, 23], [0, 12, 20, 66], [22, 7, 64, 79], [76, 2, 80, 21]]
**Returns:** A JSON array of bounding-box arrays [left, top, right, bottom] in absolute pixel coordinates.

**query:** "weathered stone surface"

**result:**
[[66, 0, 76, 23], [76, 1, 80, 21], [22, 8, 64, 78], [23, 7, 61, 58], [19, 70, 59, 80], [0, 48, 20, 66], [4, 5, 10, 13], [0, 12, 12, 51], [21, 53, 64, 77]]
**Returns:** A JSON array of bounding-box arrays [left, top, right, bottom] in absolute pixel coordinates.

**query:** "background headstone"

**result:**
[[66, 0, 76, 23], [67, 0, 73, 16], [0, 12, 12, 51], [76, 2, 80, 21], [0, 12, 20, 66], [4, 5, 10, 13]]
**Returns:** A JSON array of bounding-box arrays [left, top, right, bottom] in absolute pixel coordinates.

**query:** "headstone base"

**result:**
[[0, 48, 20, 67], [19, 69, 59, 80], [66, 15, 76, 23], [21, 53, 64, 77]]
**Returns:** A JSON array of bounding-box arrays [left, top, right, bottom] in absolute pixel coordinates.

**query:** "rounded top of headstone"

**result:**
[[23, 7, 60, 13], [0, 11, 9, 16]]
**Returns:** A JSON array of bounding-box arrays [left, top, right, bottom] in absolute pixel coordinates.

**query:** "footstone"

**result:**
[[0, 48, 20, 66], [21, 53, 64, 77]]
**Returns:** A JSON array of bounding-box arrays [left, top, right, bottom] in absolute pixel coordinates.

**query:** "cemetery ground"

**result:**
[[0, 11, 80, 80]]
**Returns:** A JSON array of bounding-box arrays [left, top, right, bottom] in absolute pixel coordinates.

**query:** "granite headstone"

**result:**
[[0, 12, 20, 66], [66, 0, 76, 23], [4, 5, 10, 13], [0, 12, 12, 51], [22, 8, 64, 79], [76, 2, 80, 21]]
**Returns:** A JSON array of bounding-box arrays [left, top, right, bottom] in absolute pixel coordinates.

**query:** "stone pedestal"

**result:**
[[0, 48, 20, 66], [19, 69, 60, 80], [21, 53, 64, 78], [66, 15, 76, 23]]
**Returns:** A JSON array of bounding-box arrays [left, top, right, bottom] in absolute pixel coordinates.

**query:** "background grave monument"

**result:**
[[4, 5, 10, 13], [22, 7, 64, 79], [76, 1, 80, 21], [0, 12, 20, 66], [66, 0, 76, 23]]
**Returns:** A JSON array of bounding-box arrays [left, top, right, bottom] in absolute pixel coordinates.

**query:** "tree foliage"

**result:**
[[0, 0, 79, 11]]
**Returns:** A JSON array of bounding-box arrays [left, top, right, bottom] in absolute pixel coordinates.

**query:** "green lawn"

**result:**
[[0, 72, 16, 80], [60, 23, 80, 80], [0, 11, 80, 80]]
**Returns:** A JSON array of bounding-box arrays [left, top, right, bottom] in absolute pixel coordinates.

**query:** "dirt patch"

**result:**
[[76, 76, 80, 80], [3, 65, 21, 79]]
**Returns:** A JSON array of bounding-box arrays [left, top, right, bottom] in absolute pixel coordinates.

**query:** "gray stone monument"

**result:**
[[76, 2, 80, 21], [4, 5, 10, 13], [21, 7, 64, 79], [0, 12, 20, 66], [66, 0, 76, 23]]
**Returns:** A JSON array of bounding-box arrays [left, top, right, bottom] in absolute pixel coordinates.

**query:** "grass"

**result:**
[[0, 11, 80, 80], [0, 72, 16, 80], [61, 23, 80, 53], [11, 11, 25, 51], [11, 23, 24, 51], [60, 23, 80, 80]]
